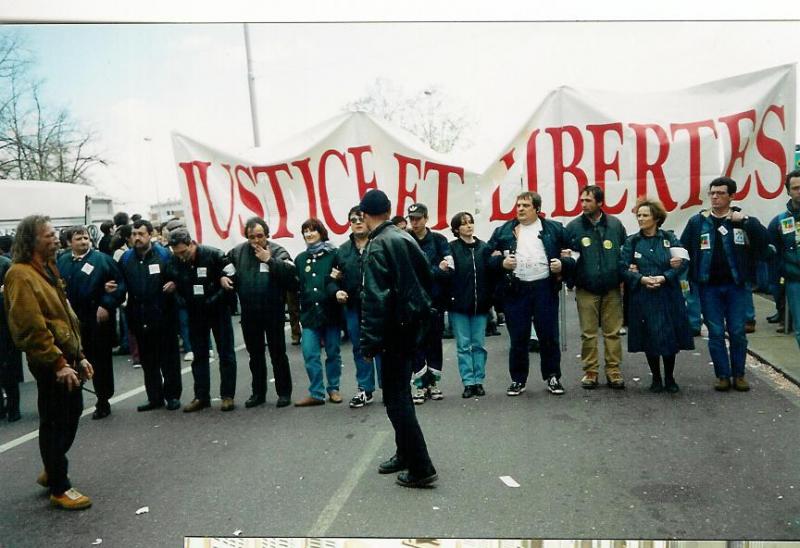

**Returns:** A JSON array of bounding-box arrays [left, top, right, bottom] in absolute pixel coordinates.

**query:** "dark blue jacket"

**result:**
[[119, 243, 178, 331], [680, 207, 770, 286], [444, 238, 494, 316], [768, 199, 800, 282], [226, 241, 297, 316], [336, 234, 369, 310], [487, 217, 576, 295], [565, 212, 627, 294], [57, 248, 126, 323], [409, 228, 450, 309], [166, 244, 232, 316]]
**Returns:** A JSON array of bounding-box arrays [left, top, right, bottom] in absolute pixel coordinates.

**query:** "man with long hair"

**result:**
[[3, 215, 95, 510]]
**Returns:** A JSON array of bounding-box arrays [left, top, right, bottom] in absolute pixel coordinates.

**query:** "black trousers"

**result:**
[[380, 347, 435, 477], [80, 315, 115, 406], [32, 368, 83, 496], [188, 310, 237, 401], [135, 326, 182, 404], [240, 310, 292, 399], [412, 309, 444, 381]]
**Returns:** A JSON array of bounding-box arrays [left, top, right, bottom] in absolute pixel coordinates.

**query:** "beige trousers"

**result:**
[[575, 287, 623, 373]]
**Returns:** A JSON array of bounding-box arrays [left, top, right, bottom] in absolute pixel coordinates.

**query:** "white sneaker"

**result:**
[[428, 382, 443, 400], [132, 363, 142, 369], [183, 352, 194, 362], [412, 386, 426, 405]]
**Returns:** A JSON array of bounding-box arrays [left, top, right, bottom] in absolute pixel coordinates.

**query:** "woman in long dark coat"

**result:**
[[620, 198, 694, 393]]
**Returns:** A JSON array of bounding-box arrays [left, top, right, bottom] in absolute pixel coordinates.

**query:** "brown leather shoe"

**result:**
[[606, 369, 625, 389], [733, 376, 750, 392], [581, 371, 599, 389], [50, 488, 92, 510], [37, 470, 48, 488], [294, 396, 325, 407], [220, 398, 235, 412], [328, 390, 343, 403], [183, 399, 210, 413], [714, 378, 731, 391], [745, 321, 756, 334]]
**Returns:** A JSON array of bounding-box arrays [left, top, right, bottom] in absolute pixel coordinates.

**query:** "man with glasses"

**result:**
[[680, 177, 769, 391], [334, 206, 381, 408], [226, 217, 297, 408]]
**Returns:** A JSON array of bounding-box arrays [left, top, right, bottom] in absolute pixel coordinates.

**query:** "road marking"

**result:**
[[310, 430, 390, 535]]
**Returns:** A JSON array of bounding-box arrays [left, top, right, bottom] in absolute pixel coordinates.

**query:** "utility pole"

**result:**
[[243, 23, 261, 147]]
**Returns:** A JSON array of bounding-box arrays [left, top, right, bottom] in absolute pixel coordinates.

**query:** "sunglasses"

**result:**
[[349, 216, 364, 223]]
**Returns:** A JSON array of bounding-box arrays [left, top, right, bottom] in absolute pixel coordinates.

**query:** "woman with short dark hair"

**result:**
[[620, 199, 694, 393], [294, 218, 343, 406]]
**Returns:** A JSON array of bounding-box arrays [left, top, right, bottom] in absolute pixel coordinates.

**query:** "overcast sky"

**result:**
[[2, 5, 800, 214]]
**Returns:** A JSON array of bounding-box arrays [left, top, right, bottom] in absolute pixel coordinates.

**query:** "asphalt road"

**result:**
[[1, 299, 799, 546]]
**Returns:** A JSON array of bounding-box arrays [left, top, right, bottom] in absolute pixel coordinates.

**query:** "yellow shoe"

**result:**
[[50, 488, 92, 510]]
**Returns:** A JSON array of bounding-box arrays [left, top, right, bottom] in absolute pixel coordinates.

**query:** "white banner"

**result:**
[[173, 64, 796, 255]]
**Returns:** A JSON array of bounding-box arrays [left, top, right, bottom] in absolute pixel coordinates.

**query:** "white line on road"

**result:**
[[0, 342, 252, 456], [310, 430, 390, 535]]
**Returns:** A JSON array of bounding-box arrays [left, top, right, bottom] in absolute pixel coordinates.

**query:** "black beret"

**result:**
[[359, 189, 391, 215]]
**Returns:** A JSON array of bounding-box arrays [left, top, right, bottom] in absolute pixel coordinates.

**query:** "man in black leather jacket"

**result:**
[[167, 229, 237, 412], [359, 189, 438, 488]]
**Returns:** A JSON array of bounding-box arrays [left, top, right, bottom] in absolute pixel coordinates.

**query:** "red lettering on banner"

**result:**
[[251, 164, 293, 239], [755, 105, 787, 199], [547, 126, 587, 217], [423, 162, 465, 230], [290, 158, 319, 220], [525, 129, 540, 193], [178, 161, 213, 242], [490, 149, 518, 222], [719, 110, 756, 201], [394, 153, 422, 217], [629, 123, 677, 210], [670, 120, 718, 209], [586, 123, 625, 214], [234, 165, 265, 235], [348, 146, 379, 198], [318, 149, 351, 235]]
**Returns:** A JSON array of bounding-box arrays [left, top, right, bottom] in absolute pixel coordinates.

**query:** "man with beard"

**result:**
[[4, 215, 95, 509], [226, 217, 296, 408]]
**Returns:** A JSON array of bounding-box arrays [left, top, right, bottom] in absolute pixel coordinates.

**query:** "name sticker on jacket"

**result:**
[[196, 267, 207, 278], [148, 264, 160, 275], [700, 233, 711, 250], [81, 263, 95, 275], [781, 216, 796, 234], [260, 262, 269, 273], [634, 251, 642, 259], [193, 284, 204, 296], [718, 225, 728, 236], [733, 228, 745, 245]]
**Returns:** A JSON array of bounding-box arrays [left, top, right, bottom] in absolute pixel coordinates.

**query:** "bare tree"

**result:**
[[346, 77, 473, 154], [0, 31, 106, 184]]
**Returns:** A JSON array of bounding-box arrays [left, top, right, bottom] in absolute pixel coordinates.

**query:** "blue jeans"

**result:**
[[344, 307, 381, 393], [179, 306, 192, 353], [745, 283, 755, 323], [786, 280, 800, 349], [301, 326, 342, 400], [450, 312, 488, 386], [698, 283, 748, 378]]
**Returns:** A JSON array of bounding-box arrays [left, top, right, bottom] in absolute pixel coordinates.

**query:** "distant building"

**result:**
[[150, 198, 185, 225]]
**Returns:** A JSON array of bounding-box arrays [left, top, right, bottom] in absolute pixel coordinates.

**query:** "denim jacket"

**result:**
[[680, 207, 769, 286], [768, 199, 800, 282]]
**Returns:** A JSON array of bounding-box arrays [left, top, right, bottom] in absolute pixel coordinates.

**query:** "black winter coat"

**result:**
[[57, 249, 126, 323], [226, 241, 297, 316], [336, 234, 369, 309], [167, 244, 232, 316], [444, 238, 493, 316], [360, 221, 433, 357], [565, 213, 627, 295], [410, 228, 450, 308]]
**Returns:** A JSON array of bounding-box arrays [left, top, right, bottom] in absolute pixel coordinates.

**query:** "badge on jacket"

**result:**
[[81, 263, 95, 275], [663, 240, 670, 248], [197, 267, 207, 278], [581, 237, 591, 247], [603, 240, 612, 250], [733, 228, 745, 245], [781, 216, 795, 234], [700, 233, 711, 250], [193, 284, 204, 296], [149, 264, 161, 275], [260, 262, 269, 273]]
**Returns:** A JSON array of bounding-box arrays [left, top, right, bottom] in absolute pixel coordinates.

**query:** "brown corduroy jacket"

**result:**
[[3, 259, 84, 374]]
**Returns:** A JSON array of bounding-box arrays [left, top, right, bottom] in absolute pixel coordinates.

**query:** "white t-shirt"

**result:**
[[515, 222, 549, 281]]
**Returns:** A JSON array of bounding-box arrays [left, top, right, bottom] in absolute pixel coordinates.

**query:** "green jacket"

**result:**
[[566, 212, 627, 295], [295, 246, 341, 329]]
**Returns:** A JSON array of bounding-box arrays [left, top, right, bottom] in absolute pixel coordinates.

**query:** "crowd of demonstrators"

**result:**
[[4, 170, 800, 503]]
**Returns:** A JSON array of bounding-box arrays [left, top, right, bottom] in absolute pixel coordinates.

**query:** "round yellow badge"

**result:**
[[603, 240, 612, 250], [581, 237, 591, 247], [305, 265, 311, 272]]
